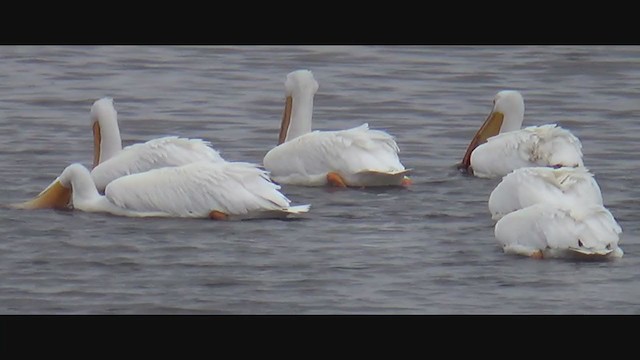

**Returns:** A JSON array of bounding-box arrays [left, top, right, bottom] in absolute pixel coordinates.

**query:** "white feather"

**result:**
[[471, 124, 584, 178], [488, 166, 603, 220], [89, 97, 225, 193], [263, 70, 408, 187], [92, 136, 224, 192], [58, 162, 310, 220], [467, 90, 584, 179], [494, 202, 623, 259], [264, 123, 406, 186]]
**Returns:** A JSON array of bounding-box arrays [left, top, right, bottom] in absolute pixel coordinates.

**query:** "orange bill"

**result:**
[[277, 96, 293, 145], [92, 121, 101, 168], [459, 111, 505, 170], [10, 179, 72, 210]]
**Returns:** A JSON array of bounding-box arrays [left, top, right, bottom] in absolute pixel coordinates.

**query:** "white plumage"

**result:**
[[485, 161, 623, 260], [13, 97, 311, 219], [18, 162, 310, 220], [494, 202, 623, 259], [90, 97, 225, 192], [263, 70, 410, 187], [471, 124, 583, 178], [264, 123, 408, 186], [92, 136, 224, 193], [460, 90, 584, 178], [488, 166, 603, 221]]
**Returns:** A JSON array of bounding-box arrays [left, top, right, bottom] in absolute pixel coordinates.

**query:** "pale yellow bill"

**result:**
[[459, 111, 505, 170], [10, 179, 72, 210], [277, 96, 293, 145]]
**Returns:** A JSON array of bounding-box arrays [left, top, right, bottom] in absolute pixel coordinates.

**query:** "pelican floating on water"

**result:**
[[459, 90, 584, 178], [31, 97, 226, 210], [488, 166, 603, 221], [494, 202, 623, 259], [12, 162, 310, 220], [263, 70, 410, 187], [90, 97, 225, 192]]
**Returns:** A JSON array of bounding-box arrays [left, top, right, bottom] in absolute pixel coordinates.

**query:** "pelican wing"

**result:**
[[92, 136, 225, 192], [531, 124, 583, 167], [488, 167, 604, 220], [104, 161, 299, 219], [494, 204, 550, 254], [471, 124, 584, 178], [264, 123, 406, 185], [565, 205, 623, 251], [495, 203, 623, 258]]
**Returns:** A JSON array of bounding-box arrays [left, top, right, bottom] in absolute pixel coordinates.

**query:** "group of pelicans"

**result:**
[[461, 90, 623, 260], [10, 69, 623, 260]]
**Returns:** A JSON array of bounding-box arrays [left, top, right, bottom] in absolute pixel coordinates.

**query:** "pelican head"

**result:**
[[278, 70, 319, 145], [9, 163, 99, 211], [90, 97, 122, 168], [459, 90, 525, 170]]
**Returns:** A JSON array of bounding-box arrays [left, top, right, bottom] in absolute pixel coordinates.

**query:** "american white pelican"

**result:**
[[12, 162, 310, 220], [262, 70, 411, 187], [459, 90, 584, 178], [494, 202, 623, 259], [488, 166, 604, 221], [90, 97, 225, 192]]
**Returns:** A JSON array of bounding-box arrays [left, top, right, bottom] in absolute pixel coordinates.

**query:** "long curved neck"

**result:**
[[96, 111, 122, 164], [497, 94, 525, 133], [60, 164, 103, 207], [500, 108, 525, 133], [285, 91, 314, 142]]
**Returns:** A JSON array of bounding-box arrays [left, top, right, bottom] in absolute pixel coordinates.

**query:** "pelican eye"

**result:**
[[578, 239, 584, 247]]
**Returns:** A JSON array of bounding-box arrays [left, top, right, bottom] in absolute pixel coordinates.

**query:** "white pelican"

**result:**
[[494, 202, 623, 259], [90, 97, 225, 192], [11, 162, 310, 220], [488, 166, 604, 221], [459, 90, 584, 178], [262, 70, 411, 187], [36, 97, 227, 210]]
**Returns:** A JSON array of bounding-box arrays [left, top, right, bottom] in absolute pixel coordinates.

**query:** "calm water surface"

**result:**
[[0, 45, 638, 314]]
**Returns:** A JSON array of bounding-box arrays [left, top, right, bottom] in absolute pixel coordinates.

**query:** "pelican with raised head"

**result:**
[[90, 97, 225, 192], [263, 69, 411, 188], [459, 90, 584, 178], [29, 97, 227, 210]]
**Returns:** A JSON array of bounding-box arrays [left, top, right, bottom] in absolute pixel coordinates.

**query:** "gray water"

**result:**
[[0, 45, 638, 314]]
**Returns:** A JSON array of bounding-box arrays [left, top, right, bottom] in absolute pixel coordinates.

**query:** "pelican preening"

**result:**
[[494, 202, 623, 260], [488, 166, 603, 221], [487, 166, 623, 259], [459, 90, 622, 259], [12, 162, 310, 220], [459, 90, 584, 178], [263, 70, 411, 187]]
